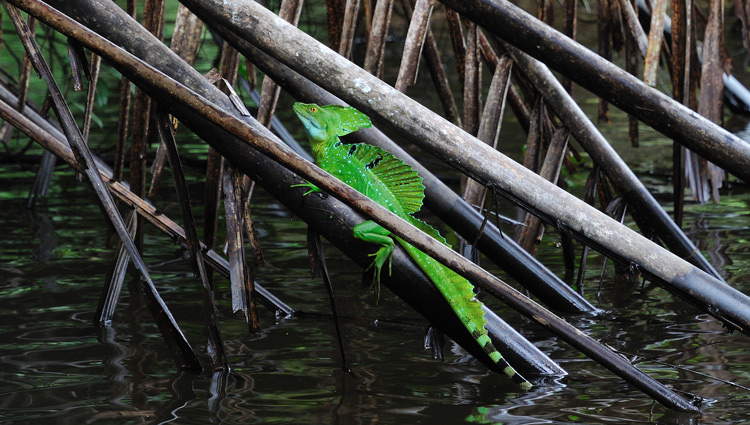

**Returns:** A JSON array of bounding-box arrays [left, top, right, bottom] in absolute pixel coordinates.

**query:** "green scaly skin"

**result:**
[[293, 102, 531, 388]]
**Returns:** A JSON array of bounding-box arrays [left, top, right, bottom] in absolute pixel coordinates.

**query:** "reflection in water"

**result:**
[[206, 370, 227, 415], [690, 218, 731, 276], [153, 371, 199, 424], [2, 194, 749, 425], [97, 325, 133, 410], [27, 209, 58, 263], [2, 118, 750, 424]]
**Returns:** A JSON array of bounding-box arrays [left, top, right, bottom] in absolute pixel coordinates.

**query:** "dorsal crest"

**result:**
[[321, 105, 373, 136], [347, 143, 425, 215]]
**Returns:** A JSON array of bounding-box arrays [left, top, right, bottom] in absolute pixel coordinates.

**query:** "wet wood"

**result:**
[[596, 0, 611, 123], [130, 0, 165, 209], [394, 0, 433, 92], [170, 4, 204, 65], [219, 41, 262, 326], [537, 0, 553, 24], [643, 0, 666, 86], [326, 0, 345, 52], [112, 0, 136, 182], [147, 128, 168, 198], [518, 128, 569, 255], [113, 77, 131, 181], [155, 111, 208, 285], [671, 0, 687, 224], [574, 167, 601, 290], [15, 14, 35, 112], [500, 40, 723, 279], [617, 0, 647, 57], [363, 0, 394, 77], [256, 0, 303, 127], [5, 15, 52, 209], [238, 179, 264, 266], [67, 38, 88, 91], [477, 32, 530, 130], [203, 145, 223, 248], [521, 99, 544, 176], [338, 0, 361, 58], [82, 53, 101, 142], [561, 0, 577, 93], [735, 0, 750, 54], [95, 210, 137, 327], [459, 53, 511, 257], [696, 0, 725, 202], [143, 0, 166, 40], [204, 42, 238, 265], [444, 8, 465, 89], [671, 0, 687, 105], [223, 167, 260, 334], [156, 109, 230, 370], [625, 23, 640, 149], [461, 55, 512, 208], [462, 20, 480, 136], [423, 28, 460, 124], [515, 97, 554, 243], [436, 0, 750, 182]]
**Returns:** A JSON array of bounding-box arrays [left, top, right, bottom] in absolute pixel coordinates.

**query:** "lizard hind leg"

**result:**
[[352, 220, 395, 297]]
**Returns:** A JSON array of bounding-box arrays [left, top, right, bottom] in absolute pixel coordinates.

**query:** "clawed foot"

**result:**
[[365, 248, 393, 300], [351, 221, 395, 301], [291, 182, 323, 196]]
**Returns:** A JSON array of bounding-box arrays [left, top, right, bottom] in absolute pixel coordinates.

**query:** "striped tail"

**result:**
[[403, 218, 532, 389]]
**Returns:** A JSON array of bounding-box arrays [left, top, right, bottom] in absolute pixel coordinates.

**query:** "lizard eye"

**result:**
[[310, 106, 318, 113]]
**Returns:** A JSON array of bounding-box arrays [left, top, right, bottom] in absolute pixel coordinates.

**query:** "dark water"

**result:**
[[2, 121, 750, 424], [3, 3, 750, 425]]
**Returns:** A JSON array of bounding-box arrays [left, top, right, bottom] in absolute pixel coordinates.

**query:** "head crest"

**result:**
[[322, 105, 372, 136]]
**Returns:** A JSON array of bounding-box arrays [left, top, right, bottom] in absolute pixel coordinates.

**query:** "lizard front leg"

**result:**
[[352, 220, 395, 294]]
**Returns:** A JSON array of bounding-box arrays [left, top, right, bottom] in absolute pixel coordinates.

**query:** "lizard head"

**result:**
[[293, 102, 372, 150], [293, 102, 335, 147]]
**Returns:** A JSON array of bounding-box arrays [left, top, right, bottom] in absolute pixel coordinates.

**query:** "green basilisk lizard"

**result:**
[[293, 102, 530, 388]]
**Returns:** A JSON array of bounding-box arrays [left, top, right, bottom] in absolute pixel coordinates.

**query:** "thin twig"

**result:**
[[309, 229, 354, 375], [4, 1, 201, 372], [156, 108, 229, 370], [0, 87, 294, 316]]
